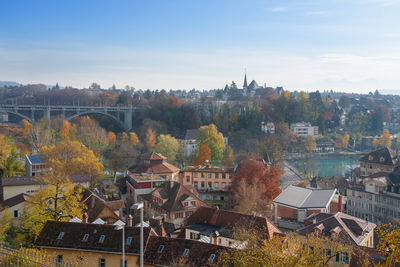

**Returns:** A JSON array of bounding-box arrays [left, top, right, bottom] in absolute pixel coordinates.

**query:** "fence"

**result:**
[[0, 244, 74, 267]]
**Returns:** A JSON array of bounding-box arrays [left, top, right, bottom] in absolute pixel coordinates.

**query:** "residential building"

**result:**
[[359, 147, 398, 176], [180, 165, 234, 202], [298, 212, 376, 248], [346, 169, 400, 224], [315, 142, 335, 153], [180, 129, 228, 157], [0, 193, 30, 223], [25, 154, 47, 176], [261, 121, 275, 134], [273, 185, 342, 230], [129, 214, 178, 237], [0, 174, 90, 202], [140, 181, 208, 226], [179, 206, 281, 248], [126, 173, 166, 205], [127, 152, 180, 182], [290, 122, 318, 137]]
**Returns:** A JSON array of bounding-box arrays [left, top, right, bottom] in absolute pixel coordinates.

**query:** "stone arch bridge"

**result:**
[[0, 105, 141, 131]]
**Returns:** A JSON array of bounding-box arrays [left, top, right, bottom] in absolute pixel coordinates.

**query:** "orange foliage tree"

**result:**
[[59, 121, 76, 140], [121, 132, 129, 143], [193, 144, 211, 165], [107, 132, 116, 146], [129, 132, 140, 146]]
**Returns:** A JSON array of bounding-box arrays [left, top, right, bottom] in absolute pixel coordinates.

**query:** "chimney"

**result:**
[[338, 195, 342, 212], [128, 214, 133, 227], [83, 212, 88, 223]]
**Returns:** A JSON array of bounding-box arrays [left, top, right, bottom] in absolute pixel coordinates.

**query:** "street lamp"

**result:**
[[114, 222, 126, 267], [131, 202, 144, 267]]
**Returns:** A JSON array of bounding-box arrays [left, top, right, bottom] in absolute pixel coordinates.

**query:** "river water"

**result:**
[[287, 154, 360, 178]]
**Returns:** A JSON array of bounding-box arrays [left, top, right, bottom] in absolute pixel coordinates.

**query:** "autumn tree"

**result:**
[[107, 131, 117, 146], [59, 121, 76, 140], [222, 145, 235, 168], [380, 129, 392, 147], [0, 134, 24, 177], [197, 124, 225, 165], [0, 208, 12, 244], [103, 144, 139, 181], [26, 119, 55, 151], [129, 132, 140, 146], [377, 220, 400, 266], [121, 132, 129, 143], [297, 136, 316, 153], [145, 128, 156, 151], [193, 144, 211, 165], [372, 137, 379, 148], [73, 116, 108, 156], [154, 134, 180, 165]]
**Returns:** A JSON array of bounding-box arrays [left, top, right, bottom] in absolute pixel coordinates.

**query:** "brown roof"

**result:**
[[129, 215, 178, 237], [360, 147, 398, 166], [142, 152, 167, 161], [298, 212, 376, 246], [105, 200, 125, 211], [129, 153, 180, 174], [179, 207, 281, 239], [81, 189, 122, 223], [2, 174, 90, 186], [0, 193, 30, 211], [143, 181, 207, 213], [35, 220, 153, 255], [144, 236, 229, 267]]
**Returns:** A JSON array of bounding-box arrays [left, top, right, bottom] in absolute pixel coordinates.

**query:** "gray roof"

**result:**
[[184, 129, 199, 140], [26, 154, 45, 165], [273, 185, 336, 209]]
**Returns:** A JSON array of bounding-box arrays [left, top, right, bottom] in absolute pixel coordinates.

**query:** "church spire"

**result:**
[[243, 71, 248, 89]]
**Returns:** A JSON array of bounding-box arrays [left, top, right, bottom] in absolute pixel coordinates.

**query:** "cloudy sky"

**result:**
[[1, 0, 400, 92]]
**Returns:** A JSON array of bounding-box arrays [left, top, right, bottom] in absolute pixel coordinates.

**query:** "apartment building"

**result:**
[[290, 122, 318, 137], [359, 147, 398, 176]]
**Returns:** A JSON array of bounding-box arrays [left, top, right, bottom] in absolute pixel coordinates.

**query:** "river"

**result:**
[[286, 153, 360, 178]]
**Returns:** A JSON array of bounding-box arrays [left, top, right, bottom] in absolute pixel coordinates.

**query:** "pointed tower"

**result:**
[[243, 72, 248, 89]]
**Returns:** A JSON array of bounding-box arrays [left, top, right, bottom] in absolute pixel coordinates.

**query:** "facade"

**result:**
[[180, 165, 234, 202], [127, 152, 180, 182], [25, 154, 47, 176], [0, 193, 30, 223], [126, 173, 165, 205], [273, 185, 341, 229], [141, 181, 208, 226], [261, 121, 275, 134], [179, 207, 281, 248], [347, 169, 400, 224], [359, 147, 398, 176], [290, 122, 318, 137]]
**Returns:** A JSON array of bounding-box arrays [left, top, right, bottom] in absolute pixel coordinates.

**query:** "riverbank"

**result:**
[[284, 151, 362, 160]]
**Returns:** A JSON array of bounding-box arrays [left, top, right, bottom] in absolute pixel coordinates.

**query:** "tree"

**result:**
[[73, 116, 108, 157], [193, 144, 211, 165], [40, 140, 104, 186], [0, 208, 12, 243], [222, 146, 235, 168], [145, 128, 156, 151], [372, 137, 379, 148], [103, 144, 139, 180], [107, 132, 116, 146], [377, 220, 400, 266], [197, 124, 225, 165], [297, 136, 316, 153], [59, 121, 76, 140], [380, 129, 392, 147], [0, 134, 24, 177], [26, 119, 55, 151], [154, 134, 180, 165], [129, 132, 140, 146]]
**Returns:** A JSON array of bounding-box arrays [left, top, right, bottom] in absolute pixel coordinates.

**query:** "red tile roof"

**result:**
[[129, 153, 180, 174], [142, 152, 167, 161]]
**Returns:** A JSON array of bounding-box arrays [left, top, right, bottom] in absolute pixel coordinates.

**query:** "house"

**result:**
[[180, 165, 234, 202], [126, 173, 166, 205], [0, 193, 30, 222], [25, 154, 47, 176], [34, 220, 155, 267], [127, 152, 180, 182], [140, 181, 208, 226], [290, 122, 319, 137], [179, 206, 281, 248], [0, 174, 90, 202], [315, 142, 335, 153], [261, 121, 275, 134], [347, 169, 400, 224], [129, 214, 178, 237], [273, 185, 341, 229], [359, 147, 398, 176], [298, 212, 376, 248]]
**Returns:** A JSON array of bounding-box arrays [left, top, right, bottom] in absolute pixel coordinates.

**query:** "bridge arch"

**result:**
[[65, 111, 125, 129], [0, 109, 33, 123]]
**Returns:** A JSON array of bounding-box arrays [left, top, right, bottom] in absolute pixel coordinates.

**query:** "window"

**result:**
[[201, 173, 204, 178], [208, 173, 212, 178], [186, 176, 190, 182], [209, 254, 216, 262], [126, 237, 132, 245], [190, 201, 195, 206], [158, 245, 165, 253], [194, 182, 198, 189], [56, 255, 63, 263], [218, 239, 222, 244], [215, 182, 219, 189], [175, 212, 182, 219], [99, 258, 106, 267], [222, 173, 226, 179], [57, 232, 65, 240], [183, 248, 190, 256], [215, 173, 219, 179], [222, 182, 226, 189], [82, 234, 89, 241], [99, 235, 105, 243], [201, 182, 205, 188], [194, 172, 198, 178], [120, 260, 127, 267], [208, 182, 212, 188]]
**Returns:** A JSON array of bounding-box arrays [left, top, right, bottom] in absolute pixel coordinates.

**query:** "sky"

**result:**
[[1, 0, 400, 92]]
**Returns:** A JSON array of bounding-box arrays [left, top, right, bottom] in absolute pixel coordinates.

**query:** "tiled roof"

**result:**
[[298, 212, 376, 246], [179, 207, 281, 239], [387, 166, 400, 185], [105, 200, 125, 211], [142, 181, 207, 212], [142, 152, 167, 161], [35, 220, 153, 255], [81, 189, 122, 223], [360, 147, 398, 166], [144, 236, 228, 267], [0, 193, 30, 211], [184, 129, 199, 140], [129, 153, 180, 174], [1, 174, 90, 186], [129, 215, 178, 237], [273, 185, 336, 209]]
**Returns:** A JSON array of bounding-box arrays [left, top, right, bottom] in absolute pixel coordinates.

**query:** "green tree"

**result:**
[[197, 124, 225, 165], [222, 146, 235, 168], [0, 208, 12, 243], [154, 134, 180, 165]]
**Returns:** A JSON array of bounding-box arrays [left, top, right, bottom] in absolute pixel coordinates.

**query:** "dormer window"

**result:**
[[99, 235, 105, 243], [126, 237, 132, 245], [82, 234, 89, 241], [183, 248, 190, 256], [380, 157, 385, 163], [368, 155, 373, 161], [157, 245, 164, 253], [209, 254, 216, 262], [57, 232, 65, 240]]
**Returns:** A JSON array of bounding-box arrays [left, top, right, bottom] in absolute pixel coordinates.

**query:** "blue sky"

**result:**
[[1, 0, 400, 92]]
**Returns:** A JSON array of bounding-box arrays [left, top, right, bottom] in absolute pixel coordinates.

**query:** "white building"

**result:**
[[261, 121, 275, 134], [290, 122, 318, 137]]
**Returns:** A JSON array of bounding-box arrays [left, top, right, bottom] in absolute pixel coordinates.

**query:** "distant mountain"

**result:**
[[0, 81, 21, 87]]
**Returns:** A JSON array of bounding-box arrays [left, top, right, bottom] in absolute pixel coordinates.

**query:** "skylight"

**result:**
[[82, 234, 89, 241], [57, 232, 65, 240], [183, 248, 189, 256], [99, 235, 105, 243], [209, 254, 216, 262], [157, 245, 164, 253], [126, 237, 132, 245]]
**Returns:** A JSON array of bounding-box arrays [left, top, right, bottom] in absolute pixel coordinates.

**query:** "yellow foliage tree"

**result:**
[[121, 132, 129, 143], [372, 137, 379, 148], [342, 134, 350, 148], [197, 124, 225, 165], [59, 121, 76, 140], [145, 128, 156, 151], [380, 129, 392, 147], [129, 132, 140, 146], [377, 220, 400, 266]]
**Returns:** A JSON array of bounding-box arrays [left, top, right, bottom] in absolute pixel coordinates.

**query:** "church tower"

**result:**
[[243, 72, 248, 89]]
